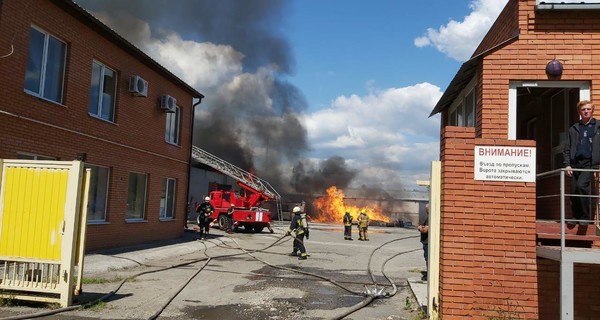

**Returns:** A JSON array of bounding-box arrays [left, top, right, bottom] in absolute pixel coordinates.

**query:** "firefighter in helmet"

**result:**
[[196, 196, 214, 240], [286, 206, 309, 260], [357, 209, 369, 241], [343, 211, 353, 240]]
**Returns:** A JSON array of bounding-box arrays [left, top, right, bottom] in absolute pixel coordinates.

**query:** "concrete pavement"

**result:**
[[83, 223, 429, 316]]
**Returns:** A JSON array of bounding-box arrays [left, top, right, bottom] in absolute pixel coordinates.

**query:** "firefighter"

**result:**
[[343, 211, 353, 240], [226, 203, 235, 234], [196, 196, 214, 240], [286, 206, 309, 260], [357, 209, 369, 241]]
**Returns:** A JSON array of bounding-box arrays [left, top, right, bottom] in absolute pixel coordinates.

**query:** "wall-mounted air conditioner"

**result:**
[[129, 75, 148, 97], [160, 95, 177, 113]]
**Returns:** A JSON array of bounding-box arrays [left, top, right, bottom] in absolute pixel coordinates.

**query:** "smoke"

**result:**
[[291, 156, 358, 194], [75, 0, 313, 190]]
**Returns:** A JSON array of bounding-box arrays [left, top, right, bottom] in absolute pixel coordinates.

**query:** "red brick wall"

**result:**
[[0, 0, 195, 250], [538, 260, 600, 320], [440, 127, 538, 319], [438, 0, 600, 318]]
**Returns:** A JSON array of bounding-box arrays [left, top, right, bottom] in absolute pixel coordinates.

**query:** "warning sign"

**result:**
[[474, 146, 536, 182]]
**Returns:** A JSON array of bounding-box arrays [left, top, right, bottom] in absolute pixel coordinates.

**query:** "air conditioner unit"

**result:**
[[160, 95, 177, 113], [129, 75, 148, 97]]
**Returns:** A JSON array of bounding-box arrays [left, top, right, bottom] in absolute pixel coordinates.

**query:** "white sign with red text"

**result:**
[[474, 146, 536, 182]]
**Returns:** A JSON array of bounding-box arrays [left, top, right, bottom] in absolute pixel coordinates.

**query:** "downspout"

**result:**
[[185, 96, 203, 230]]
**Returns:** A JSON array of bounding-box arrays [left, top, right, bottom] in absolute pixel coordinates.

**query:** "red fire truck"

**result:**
[[207, 181, 274, 233], [191, 146, 280, 233]]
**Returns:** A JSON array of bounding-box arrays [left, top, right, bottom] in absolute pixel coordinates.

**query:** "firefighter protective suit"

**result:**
[[287, 206, 309, 260], [343, 211, 353, 240], [357, 209, 369, 241], [196, 197, 214, 240]]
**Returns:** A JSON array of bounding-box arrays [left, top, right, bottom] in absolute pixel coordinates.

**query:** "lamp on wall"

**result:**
[[76, 153, 87, 162], [545, 59, 563, 77]]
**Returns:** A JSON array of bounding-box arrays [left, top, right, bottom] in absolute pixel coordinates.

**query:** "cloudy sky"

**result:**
[[75, 0, 509, 195]]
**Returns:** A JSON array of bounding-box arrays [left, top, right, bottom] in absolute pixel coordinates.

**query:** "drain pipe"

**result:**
[[185, 96, 204, 230]]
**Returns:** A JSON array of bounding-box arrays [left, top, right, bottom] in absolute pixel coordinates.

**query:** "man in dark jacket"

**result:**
[[286, 206, 309, 260], [196, 196, 214, 240], [563, 100, 600, 226]]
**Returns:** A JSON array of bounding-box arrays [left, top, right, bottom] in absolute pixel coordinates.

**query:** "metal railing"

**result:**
[[536, 168, 600, 249]]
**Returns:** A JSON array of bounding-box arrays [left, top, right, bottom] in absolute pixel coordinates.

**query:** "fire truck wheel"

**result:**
[[218, 215, 227, 229], [253, 226, 264, 233]]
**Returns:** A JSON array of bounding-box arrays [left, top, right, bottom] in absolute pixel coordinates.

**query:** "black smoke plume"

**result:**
[[76, 0, 312, 193], [291, 156, 358, 195]]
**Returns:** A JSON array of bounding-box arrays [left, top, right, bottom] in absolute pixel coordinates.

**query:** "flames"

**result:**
[[312, 186, 390, 223]]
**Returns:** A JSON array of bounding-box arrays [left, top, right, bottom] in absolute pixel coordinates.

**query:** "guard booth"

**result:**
[[0, 160, 90, 307]]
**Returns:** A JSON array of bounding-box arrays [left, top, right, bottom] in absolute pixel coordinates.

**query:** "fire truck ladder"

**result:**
[[191, 145, 282, 219]]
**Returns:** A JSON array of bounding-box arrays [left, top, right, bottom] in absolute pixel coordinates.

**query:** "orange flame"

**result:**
[[312, 186, 390, 223]]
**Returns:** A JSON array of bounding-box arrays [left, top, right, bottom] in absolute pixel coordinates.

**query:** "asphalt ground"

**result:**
[[0, 222, 428, 320]]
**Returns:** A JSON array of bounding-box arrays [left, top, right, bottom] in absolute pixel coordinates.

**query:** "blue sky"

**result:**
[[76, 0, 508, 193], [288, 0, 467, 111]]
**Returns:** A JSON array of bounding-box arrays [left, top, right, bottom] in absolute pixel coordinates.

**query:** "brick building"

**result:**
[[0, 0, 204, 251], [430, 1, 600, 319]]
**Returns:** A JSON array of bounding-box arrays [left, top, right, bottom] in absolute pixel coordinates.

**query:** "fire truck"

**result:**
[[191, 146, 280, 233]]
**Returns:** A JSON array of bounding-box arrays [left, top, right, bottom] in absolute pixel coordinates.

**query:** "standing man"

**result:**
[[418, 204, 430, 281], [563, 100, 600, 226], [357, 209, 369, 241], [196, 196, 214, 240], [226, 203, 235, 234], [286, 206, 309, 260], [343, 211, 353, 240]]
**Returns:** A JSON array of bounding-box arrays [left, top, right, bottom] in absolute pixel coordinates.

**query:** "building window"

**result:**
[[86, 165, 110, 223], [165, 107, 180, 144], [16, 153, 56, 160], [126, 172, 147, 220], [448, 85, 476, 127], [89, 61, 117, 122], [24, 26, 67, 104], [160, 178, 176, 219]]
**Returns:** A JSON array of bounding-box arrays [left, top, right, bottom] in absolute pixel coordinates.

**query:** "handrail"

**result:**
[[536, 167, 600, 250]]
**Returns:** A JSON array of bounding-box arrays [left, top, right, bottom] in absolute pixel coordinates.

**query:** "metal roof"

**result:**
[[429, 33, 519, 118]]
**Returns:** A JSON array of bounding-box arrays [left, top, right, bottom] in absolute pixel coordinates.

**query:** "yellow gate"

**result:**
[[0, 160, 90, 307]]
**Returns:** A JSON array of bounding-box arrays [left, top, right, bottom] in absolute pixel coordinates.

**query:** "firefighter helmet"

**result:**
[[230, 203, 235, 207], [204, 196, 210, 201], [360, 209, 366, 214], [293, 206, 301, 213]]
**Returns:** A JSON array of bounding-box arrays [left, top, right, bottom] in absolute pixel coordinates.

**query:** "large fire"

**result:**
[[312, 186, 391, 223]]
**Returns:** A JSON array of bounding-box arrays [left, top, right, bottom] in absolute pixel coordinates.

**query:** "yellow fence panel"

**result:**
[[0, 166, 68, 261], [0, 160, 88, 307]]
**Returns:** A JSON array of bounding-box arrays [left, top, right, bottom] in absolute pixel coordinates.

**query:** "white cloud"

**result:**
[[302, 82, 442, 190], [414, 0, 509, 61]]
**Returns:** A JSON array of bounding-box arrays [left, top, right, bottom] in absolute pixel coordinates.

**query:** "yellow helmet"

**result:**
[[360, 209, 366, 214]]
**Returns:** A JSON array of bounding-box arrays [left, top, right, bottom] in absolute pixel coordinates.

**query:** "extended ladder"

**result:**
[[191, 145, 281, 207]]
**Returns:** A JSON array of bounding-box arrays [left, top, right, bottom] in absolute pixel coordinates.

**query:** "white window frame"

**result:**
[[24, 25, 67, 104], [85, 164, 110, 223], [508, 81, 590, 140], [126, 172, 147, 221], [160, 178, 176, 220], [448, 77, 477, 128], [16, 152, 56, 160], [165, 106, 181, 145], [89, 60, 117, 122]]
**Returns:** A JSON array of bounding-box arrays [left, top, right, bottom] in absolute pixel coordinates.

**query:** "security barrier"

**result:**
[[0, 160, 90, 307]]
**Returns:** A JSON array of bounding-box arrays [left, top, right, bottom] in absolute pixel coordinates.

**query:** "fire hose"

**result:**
[[0, 229, 420, 320]]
